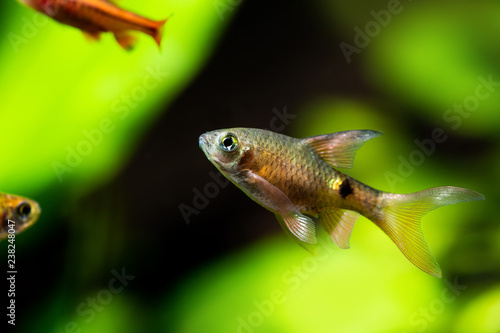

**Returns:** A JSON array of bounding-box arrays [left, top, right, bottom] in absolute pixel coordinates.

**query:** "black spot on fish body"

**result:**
[[339, 179, 353, 199]]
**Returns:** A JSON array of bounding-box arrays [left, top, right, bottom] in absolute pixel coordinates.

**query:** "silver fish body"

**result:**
[[199, 128, 485, 277]]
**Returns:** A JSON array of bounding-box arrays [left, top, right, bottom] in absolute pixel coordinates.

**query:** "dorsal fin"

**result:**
[[303, 130, 382, 168]]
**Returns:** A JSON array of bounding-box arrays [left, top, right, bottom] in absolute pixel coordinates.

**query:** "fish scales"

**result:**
[[199, 127, 484, 277], [239, 130, 379, 216]]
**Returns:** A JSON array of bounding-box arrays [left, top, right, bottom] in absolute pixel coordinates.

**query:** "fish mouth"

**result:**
[[199, 133, 215, 162], [198, 134, 208, 150], [32, 201, 42, 218], [199, 132, 226, 169]]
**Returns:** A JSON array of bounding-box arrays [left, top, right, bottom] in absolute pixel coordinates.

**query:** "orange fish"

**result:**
[[18, 0, 167, 50]]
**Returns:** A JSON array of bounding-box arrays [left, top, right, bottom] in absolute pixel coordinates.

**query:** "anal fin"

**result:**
[[319, 208, 359, 249], [83, 31, 101, 41], [113, 31, 137, 51]]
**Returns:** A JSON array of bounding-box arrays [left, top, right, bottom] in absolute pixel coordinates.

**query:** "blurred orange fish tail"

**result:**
[[153, 18, 168, 48]]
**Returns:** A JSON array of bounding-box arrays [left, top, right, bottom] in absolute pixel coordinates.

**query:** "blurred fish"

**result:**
[[1, 193, 41, 240], [199, 128, 485, 278], [18, 0, 168, 50]]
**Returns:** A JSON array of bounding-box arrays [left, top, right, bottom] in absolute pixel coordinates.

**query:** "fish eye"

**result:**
[[16, 202, 31, 219], [220, 133, 238, 152]]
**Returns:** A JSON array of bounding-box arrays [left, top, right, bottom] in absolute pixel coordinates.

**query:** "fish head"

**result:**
[[1, 194, 41, 238], [199, 128, 256, 176]]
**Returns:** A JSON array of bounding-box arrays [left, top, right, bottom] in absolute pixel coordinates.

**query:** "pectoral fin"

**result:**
[[275, 214, 318, 254], [280, 211, 316, 244], [303, 130, 382, 168], [319, 208, 359, 249], [239, 170, 316, 243]]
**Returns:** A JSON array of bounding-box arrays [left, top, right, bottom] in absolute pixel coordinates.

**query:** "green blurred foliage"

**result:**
[[1, 0, 236, 332], [1, 0, 227, 195]]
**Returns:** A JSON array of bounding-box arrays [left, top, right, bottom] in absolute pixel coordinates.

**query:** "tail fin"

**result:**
[[376, 186, 484, 278], [152, 16, 170, 48]]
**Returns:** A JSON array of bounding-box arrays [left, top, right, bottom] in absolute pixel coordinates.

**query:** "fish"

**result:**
[[17, 0, 168, 50], [1, 193, 41, 240], [199, 128, 485, 278]]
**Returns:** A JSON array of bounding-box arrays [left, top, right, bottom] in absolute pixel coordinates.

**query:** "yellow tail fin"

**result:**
[[376, 186, 484, 278]]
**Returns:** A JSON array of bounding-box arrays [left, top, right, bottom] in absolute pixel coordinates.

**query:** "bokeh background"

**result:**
[[1, 0, 499, 332]]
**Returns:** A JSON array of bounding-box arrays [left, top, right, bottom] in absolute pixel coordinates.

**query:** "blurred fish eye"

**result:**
[[220, 133, 238, 152], [16, 202, 32, 219]]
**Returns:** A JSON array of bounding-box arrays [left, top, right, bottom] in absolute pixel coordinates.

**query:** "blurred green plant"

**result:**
[[0, 0, 233, 196], [0, 0, 239, 332]]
